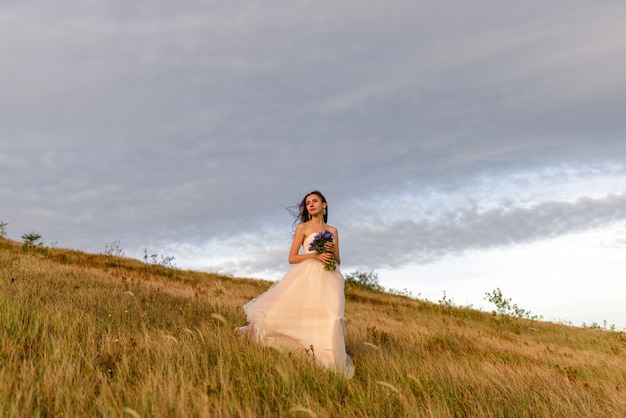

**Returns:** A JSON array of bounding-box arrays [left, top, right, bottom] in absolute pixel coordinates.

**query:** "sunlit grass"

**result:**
[[1, 236, 625, 416]]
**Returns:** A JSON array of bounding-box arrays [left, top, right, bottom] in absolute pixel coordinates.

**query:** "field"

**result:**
[[1, 237, 625, 417]]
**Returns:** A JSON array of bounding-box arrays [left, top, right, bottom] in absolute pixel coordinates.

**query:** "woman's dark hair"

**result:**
[[291, 190, 328, 228]]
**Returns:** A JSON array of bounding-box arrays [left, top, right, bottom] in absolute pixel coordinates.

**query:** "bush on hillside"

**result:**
[[345, 270, 383, 292]]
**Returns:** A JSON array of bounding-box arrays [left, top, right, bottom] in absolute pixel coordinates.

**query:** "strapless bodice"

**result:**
[[303, 233, 318, 254]]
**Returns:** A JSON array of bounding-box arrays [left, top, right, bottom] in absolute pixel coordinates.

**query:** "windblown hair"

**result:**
[[290, 190, 328, 229]]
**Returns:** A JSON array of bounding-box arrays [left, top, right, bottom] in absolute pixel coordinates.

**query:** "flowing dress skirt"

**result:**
[[238, 259, 354, 378]]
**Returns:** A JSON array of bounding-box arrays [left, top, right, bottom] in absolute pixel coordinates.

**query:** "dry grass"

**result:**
[[1, 237, 625, 417]]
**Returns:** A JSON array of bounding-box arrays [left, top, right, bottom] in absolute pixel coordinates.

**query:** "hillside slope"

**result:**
[[1, 237, 625, 417]]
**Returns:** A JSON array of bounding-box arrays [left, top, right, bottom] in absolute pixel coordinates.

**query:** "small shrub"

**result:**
[[21, 231, 44, 251], [484, 288, 542, 329], [438, 291, 455, 308], [388, 287, 417, 298], [582, 320, 617, 332], [345, 270, 383, 292], [0, 221, 8, 238], [143, 248, 176, 268], [438, 291, 455, 314], [104, 240, 125, 257]]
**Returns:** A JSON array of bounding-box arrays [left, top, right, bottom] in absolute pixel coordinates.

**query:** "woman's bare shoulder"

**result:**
[[294, 223, 306, 236]]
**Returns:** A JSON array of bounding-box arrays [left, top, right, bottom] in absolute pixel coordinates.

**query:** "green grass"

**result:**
[[1, 237, 625, 417]]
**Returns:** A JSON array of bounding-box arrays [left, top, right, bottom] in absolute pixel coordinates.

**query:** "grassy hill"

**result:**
[[1, 236, 625, 417]]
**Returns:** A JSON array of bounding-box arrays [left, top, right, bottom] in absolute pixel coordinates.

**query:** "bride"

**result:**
[[237, 190, 354, 378]]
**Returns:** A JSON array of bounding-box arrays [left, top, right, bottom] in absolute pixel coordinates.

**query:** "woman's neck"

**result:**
[[309, 215, 325, 226]]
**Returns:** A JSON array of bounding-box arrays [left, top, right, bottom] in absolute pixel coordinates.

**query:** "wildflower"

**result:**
[[308, 231, 336, 271]]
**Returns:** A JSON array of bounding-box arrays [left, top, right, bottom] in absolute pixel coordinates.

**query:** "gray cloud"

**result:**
[[2, 1, 626, 274], [229, 191, 626, 275], [344, 193, 626, 268]]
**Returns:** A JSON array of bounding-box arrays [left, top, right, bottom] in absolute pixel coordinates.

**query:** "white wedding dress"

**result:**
[[237, 233, 354, 378]]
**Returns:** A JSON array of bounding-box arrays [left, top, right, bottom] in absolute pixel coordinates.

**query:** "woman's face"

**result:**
[[305, 193, 326, 217]]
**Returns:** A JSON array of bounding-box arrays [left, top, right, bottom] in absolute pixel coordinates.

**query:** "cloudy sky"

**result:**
[[2, 1, 625, 328]]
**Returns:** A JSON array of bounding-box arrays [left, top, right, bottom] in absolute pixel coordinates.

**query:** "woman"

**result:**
[[237, 191, 354, 378]]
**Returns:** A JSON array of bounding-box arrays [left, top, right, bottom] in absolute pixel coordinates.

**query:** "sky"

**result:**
[[2, 1, 625, 329]]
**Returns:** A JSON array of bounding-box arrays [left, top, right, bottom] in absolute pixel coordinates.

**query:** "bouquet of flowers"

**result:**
[[308, 230, 336, 271]]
